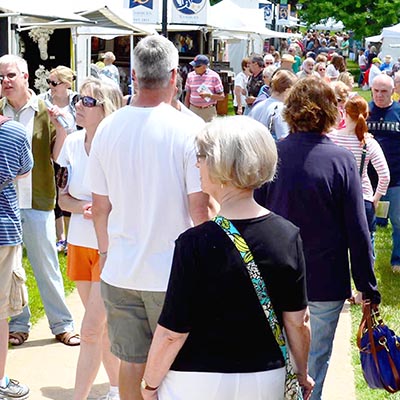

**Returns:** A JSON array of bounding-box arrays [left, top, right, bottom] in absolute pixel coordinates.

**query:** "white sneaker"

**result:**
[[97, 392, 120, 400]]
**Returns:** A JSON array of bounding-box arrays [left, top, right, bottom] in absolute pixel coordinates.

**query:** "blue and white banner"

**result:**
[[259, 3, 273, 25], [171, 0, 208, 25], [125, 0, 159, 24], [277, 4, 289, 26]]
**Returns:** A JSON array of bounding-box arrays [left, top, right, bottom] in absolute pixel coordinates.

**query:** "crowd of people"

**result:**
[[0, 29, 399, 400]]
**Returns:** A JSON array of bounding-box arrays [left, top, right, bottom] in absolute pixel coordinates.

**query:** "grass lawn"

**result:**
[[351, 224, 400, 399], [23, 249, 75, 326]]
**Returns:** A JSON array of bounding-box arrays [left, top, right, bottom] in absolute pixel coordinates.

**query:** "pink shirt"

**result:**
[[185, 69, 224, 107], [328, 130, 390, 202]]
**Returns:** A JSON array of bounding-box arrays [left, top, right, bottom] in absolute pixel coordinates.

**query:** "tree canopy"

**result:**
[[298, 0, 400, 39]]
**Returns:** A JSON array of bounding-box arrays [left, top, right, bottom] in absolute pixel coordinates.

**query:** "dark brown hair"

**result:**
[[283, 77, 338, 134]]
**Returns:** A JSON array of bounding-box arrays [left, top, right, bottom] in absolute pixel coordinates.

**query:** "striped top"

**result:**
[[328, 130, 390, 202], [0, 120, 33, 246], [185, 69, 224, 107]]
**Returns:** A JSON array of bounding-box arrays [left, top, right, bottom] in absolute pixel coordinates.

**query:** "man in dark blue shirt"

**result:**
[[367, 73, 400, 273]]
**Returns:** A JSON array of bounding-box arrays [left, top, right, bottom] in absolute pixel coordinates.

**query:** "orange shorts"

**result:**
[[67, 244, 100, 282]]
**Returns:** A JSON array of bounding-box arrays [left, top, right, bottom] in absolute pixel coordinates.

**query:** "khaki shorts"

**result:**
[[0, 245, 28, 320], [101, 281, 165, 363]]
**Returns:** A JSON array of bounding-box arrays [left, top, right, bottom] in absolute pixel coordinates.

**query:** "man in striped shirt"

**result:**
[[184, 54, 224, 122], [0, 116, 32, 399]]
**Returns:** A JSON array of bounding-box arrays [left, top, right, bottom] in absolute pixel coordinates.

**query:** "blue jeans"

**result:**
[[308, 300, 345, 400], [9, 209, 74, 335], [381, 186, 400, 266]]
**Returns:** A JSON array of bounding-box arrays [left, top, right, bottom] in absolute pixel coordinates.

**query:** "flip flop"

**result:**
[[9, 332, 29, 346], [55, 331, 80, 346]]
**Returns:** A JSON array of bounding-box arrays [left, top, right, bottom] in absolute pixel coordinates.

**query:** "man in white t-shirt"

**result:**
[[87, 35, 211, 400]]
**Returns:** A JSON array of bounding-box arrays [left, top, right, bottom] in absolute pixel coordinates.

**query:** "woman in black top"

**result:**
[[141, 116, 314, 400]]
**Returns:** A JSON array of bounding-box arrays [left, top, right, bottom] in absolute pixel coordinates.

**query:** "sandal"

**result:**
[[55, 331, 80, 346], [9, 332, 29, 346]]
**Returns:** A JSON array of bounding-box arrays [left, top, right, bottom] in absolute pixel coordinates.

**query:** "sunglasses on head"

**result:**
[[46, 79, 63, 87], [72, 94, 103, 108]]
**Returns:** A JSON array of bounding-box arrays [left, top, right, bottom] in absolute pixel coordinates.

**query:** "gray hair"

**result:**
[[133, 35, 179, 90], [196, 116, 277, 189], [0, 54, 28, 74]]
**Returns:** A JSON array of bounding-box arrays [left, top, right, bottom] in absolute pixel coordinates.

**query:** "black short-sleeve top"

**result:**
[[158, 212, 307, 374]]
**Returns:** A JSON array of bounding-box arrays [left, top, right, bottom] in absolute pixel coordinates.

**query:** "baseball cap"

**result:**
[[190, 55, 209, 67], [372, 57, 382, 64]]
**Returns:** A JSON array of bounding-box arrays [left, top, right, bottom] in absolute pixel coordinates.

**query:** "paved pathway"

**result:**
[[6, 291, 356, 399]]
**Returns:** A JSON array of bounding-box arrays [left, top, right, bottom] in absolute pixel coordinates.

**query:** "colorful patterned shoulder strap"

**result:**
[[213, 215, 303, 400]]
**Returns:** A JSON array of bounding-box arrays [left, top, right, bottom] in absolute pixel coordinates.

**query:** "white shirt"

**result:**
[[87, 103, 205, 291], [234, 71, 248, 107], [2, 90, 38, 209], [57, 129, 98, 249]]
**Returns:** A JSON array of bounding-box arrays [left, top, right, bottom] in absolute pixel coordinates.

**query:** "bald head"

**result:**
[[371, 74, 394, 108]]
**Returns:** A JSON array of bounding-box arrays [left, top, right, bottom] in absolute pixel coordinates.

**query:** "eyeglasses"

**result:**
[[0, 72, 21, 83], [196, 152, 207, 162], [265, 62, 274, 65], [72, 94, 103, 108], [46, 79, 63, 87]]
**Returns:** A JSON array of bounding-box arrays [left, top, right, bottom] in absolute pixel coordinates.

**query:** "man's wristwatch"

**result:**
[[141, 378, 158, 391]]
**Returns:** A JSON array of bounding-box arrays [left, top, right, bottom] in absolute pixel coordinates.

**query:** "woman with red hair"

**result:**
[[328, 95, 390, 245]]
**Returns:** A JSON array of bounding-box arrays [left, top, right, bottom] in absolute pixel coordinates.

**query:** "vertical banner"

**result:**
[[125, 0, 159, 24], [259, 3, 273, 26], [277, 4, 288, 26], [171, 0, 208, 25]]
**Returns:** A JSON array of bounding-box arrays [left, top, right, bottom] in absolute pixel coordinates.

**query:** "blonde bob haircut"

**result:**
[[196, 116, 277, 190], [50, 65, 76, 88], [80, 77, 123, 117]]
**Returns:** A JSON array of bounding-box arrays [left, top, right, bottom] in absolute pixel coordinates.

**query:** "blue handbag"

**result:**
[[357, 300, 400, 393]]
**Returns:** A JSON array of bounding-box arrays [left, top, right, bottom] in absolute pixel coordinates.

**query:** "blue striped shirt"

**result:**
[[0, 120, 33, 246]]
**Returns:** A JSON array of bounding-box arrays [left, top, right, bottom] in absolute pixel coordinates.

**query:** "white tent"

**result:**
[[312, 18, 344, 31], [380, 23, 400, 60]]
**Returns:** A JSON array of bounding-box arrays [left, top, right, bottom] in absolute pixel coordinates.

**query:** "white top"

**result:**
[[249, 97, 290, 140], [233, 71, 248, 107], [87, 103, 205, 291], [328, 130, 390, 201], [2, 90, 38, 209], [326, 64, 339, 80], [57, 130, 98, 249], [369, 64, 382, 87]]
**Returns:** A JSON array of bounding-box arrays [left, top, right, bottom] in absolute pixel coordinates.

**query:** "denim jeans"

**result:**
[[308, 300, 345, 400], [380, 186, 400, 266], [364, 200, 376, 258], [9, 209, 74, 335]]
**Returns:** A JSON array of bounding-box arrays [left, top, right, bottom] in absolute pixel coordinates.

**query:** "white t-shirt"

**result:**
[[57, 129, 98, 249], [326, 64, 339, 80], [233, 71, 248, 107], [87, 103, 205, 291]]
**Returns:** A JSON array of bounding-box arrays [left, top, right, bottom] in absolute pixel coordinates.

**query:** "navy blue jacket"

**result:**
[[255, 132, 380, 303]]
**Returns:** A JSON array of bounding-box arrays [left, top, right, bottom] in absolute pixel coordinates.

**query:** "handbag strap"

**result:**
[[357, 301, 400, 393], [359, 142, 368, 177], [212, 215, 288, 359]]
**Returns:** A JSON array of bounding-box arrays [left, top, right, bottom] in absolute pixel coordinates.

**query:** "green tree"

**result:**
[[298, 0, 400, 38]]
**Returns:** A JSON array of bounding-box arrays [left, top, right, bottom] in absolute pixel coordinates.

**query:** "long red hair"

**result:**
[[344, 95, 369, 144]]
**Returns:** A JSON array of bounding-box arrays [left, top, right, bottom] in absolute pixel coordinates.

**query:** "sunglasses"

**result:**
[[196, 152, 207, 163], [265, 62, 274, 65], [46, 79, 63, 87], [72, 94, 103, 108], [0, 72, 21, 83], [319, 68, 326, 71]]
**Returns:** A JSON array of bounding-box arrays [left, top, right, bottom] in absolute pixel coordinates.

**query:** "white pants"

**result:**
[[158, 368, 286, 400]]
